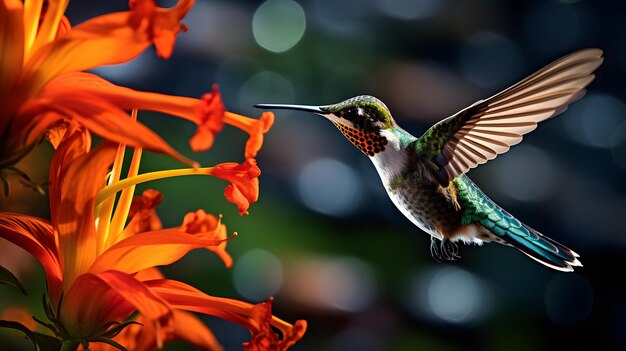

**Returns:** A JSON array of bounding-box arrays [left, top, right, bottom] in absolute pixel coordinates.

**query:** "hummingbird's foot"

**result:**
[[430, 237, 442, 263], [430, 237, 461, 262], [442, 239, 461, 261]]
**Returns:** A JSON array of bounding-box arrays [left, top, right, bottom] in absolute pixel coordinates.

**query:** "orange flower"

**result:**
[[88, 268, 223, 351], [224, 111, 275, 158], [0, 0, 195, 169], [0, 0, 275, 183], [0, 126, 305, 350], [180, 210, 232, 268], [145, 280, 307, 351], [89, 310, 223, 351], [126, 189, 164, 235], [190, 85, 226, 152], [188, 86, 275, 156], [212, 159, 262, 215]]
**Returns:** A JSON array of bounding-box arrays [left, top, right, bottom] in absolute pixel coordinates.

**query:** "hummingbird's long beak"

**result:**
[[254, 103, 327, 114]]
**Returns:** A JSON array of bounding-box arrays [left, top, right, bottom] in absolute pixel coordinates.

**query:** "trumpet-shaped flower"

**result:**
[[0, 125, 305, 350], [0, 0, 274, 188]]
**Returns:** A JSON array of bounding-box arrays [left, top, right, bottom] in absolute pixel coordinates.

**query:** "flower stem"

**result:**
[[60, 340, 80, 351], [94, 167, 214, 206]]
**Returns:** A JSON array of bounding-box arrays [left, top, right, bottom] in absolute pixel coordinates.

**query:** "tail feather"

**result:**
[[455, 175, 581, 272], [501, 224, 581, 272]]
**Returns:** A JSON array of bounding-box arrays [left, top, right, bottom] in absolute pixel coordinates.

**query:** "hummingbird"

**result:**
[[256, 49, 603, 272]]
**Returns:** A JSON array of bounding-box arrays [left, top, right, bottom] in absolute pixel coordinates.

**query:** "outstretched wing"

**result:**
[[415, 49, 603, 186]]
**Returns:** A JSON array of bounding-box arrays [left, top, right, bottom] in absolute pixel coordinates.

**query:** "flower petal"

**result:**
[[0, 213, 62, 301], [190, 85, 225, 152], [145, 279, 307, 351], [0, 0, 24, 113], [128, 0, 193, 58], [169, 310, 223, 351], [62, 271, 171, 339], [122, 189, 164, 238], [49, 133, 117, 291], [134, 267, 164, 281], [211, 159, 260, 215], [242, 299, 307, 351], [23, 0, 193, 95], [89, 229, 225, 275], [180, 210, 232, 268], [44, 72, 202, 124], [21, 91, 195, 166], [223, 111, 274, 158], [0, 0, 24, 93], [89, 310, 223, 351], [41, 72, 229, 157], [223, 184, 250, 216]]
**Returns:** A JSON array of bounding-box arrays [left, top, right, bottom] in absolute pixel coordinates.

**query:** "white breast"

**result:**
[[369, 131, 441, 238], [370, 129, 406, 184]]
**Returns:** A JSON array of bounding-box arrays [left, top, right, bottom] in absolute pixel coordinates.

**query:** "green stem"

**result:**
[[60, 340, 79, 351]]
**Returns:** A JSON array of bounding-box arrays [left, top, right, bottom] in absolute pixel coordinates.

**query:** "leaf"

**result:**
[[102, 320, 142, 339], [32, 332, 63, 351], [1, 320, 64, 351], [6, 166, 32, 183], [32, 316, 58, 335], [0, 265, 27, 294], [92, 336, 129, 351], [0, 320, 37, 350]]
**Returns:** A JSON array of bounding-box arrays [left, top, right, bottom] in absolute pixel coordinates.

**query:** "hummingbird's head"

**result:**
[[256, 95, 396, 157]]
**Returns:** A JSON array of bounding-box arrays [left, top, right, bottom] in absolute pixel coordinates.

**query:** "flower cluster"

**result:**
[[0, 1, 306, 350]]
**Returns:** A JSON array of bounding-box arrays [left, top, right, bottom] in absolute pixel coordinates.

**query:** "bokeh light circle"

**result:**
[[407, 266, 490, 324], [297, 158, 363, 216], [565, 93, 626, 149], [490, 145, 558, 203], [253, 0, 306, 53], [238, 70, 295, 113], [233, 249, 283, 302], [377, 0, 443, 20], [427, 267, 484, 323], [317, 257, 377, 312], [544, 274, 593, 326], [611, 121, 626, 170], [459, 31, 521, 89]]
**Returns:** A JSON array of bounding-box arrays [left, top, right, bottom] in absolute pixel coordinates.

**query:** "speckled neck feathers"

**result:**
[[333, 122, 388, 157]]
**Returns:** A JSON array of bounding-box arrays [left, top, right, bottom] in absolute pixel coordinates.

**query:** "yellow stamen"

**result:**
[[23, 0, 43, 60], [96, 140, 127, 254], [31, 0, 69, 53], [95, 167, 215, 207], [108, 110, 142, 245]]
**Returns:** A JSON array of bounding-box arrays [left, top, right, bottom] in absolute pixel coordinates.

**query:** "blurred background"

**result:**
[[2, 0, 626, 349]]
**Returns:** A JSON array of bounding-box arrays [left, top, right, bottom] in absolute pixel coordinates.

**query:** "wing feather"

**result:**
[[416, 49, 603, 185]]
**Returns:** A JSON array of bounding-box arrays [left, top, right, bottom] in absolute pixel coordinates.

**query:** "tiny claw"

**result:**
[[430, 237, 442, 263], [430, 237, 461, 262], [440, 239, 460, 261]]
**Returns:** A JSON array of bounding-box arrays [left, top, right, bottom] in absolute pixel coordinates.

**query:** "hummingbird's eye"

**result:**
[[339, 107, 360, 119], [337, 106, 380, 132]]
